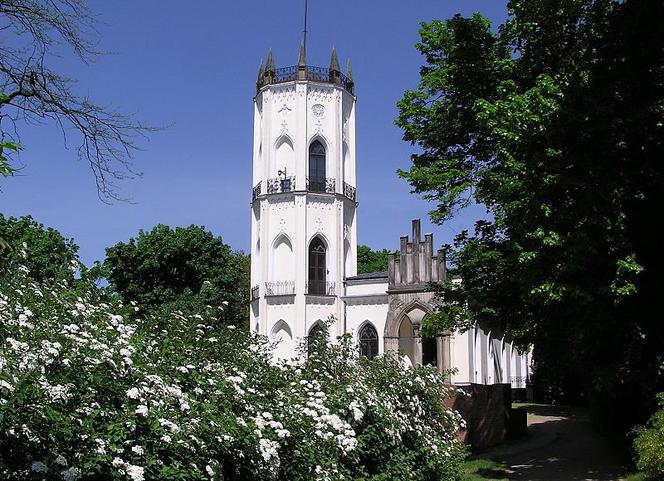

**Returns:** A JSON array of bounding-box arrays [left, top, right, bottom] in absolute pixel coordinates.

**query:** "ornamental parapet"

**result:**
[[259, 65, 354, 94]]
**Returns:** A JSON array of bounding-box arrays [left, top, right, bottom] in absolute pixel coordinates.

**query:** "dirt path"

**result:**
[[483, 405, 630, 481]]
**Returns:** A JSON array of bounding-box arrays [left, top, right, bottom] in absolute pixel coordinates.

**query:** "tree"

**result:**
[[0, 213, 78, 283], [397, 0, 663, 433], [0, 0, 156, 201], [103, 224, 250, 327], [356, 245, 394, 274]]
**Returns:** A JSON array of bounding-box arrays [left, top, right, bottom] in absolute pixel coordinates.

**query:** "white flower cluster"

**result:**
[[0, 260, 465, 480]]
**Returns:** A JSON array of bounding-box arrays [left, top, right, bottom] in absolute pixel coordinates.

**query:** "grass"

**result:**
[[624, 473, 649, 481], [462, 459, 511, 481]]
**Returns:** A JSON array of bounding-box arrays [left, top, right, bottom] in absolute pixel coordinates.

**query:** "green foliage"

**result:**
[[634, 392, 664, 479], [0, 214, 79, 284], [397, 0, 664, 431], [0, 136, 20, 178], [356, 245, 394, 274], [103, 224, 250, 327], [0, 250, 467, 480]]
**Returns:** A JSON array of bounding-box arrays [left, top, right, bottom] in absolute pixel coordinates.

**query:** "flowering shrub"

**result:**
[[0, 254, 465, 480], [633, 392, 664, 479]]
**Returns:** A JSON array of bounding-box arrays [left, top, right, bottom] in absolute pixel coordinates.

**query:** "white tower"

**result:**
[[249, 45, 358, 359]]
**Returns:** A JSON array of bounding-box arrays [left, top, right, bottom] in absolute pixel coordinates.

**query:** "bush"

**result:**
[[634, 393, 664, 479], [0, 247, 466, 480]]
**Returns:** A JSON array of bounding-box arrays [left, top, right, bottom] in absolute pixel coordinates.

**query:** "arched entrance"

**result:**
[[398, 315, 416, 366]]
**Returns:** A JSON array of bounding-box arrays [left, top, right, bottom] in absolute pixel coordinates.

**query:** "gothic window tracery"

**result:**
[[359, 323, 378, 359]]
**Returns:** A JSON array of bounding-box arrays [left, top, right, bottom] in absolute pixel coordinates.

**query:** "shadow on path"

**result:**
[[479, 405, 629, 481]]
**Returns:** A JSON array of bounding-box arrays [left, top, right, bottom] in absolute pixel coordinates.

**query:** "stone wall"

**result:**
[[451, 383, 513, 452]]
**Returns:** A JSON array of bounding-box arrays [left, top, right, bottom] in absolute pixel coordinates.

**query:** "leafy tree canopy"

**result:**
[[356, 245, 394, 274], [103, 224, 249, 327], [397, 0, 663, 431], [0, 213, 78, 284]]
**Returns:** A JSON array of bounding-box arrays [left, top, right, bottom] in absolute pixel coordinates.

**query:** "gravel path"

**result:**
[[485, 405, 630, 481]]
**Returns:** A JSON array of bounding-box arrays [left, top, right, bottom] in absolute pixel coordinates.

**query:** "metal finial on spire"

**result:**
[[329, 46, 340, 72], [303, 0, 308, 54]]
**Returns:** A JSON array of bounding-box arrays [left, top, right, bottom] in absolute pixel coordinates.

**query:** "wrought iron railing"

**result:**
[[264, 66, 354, 94], [265, 281, 295, 296], [509, 376, 528, 389], [306, 281, 335, 296], [252, 182, 261, 202], [343, 182, 356, 202], [266, 176, 296, 194], [307, 177, 335, 194], [274, 65, 297, 83], [250, 285, 259, 301]]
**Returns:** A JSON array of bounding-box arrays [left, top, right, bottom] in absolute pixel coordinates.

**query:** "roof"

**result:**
[[346, 271, 389, 281]]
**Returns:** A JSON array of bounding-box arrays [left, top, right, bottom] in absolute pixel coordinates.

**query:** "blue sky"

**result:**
[[1, 0, 508, 266]]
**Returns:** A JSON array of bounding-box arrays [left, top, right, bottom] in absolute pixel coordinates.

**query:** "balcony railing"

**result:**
[[343, 182, 356, 202], [265, 281, 295, 296], [266, 176, 296, 194], [306, 281, 335, 296], [509, 376, 528, 389], [307, 177, 335, 194], [261, 65, 354, 94], [252, 182, 261, 202], [250, 285, 259, 301]]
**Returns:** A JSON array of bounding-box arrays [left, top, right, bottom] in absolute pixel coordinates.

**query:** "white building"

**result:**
[[249, 45, 530, 388]]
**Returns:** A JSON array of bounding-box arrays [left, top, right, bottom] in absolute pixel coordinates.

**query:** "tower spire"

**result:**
[[256, 61, 264, 92], [346, 59, 353, 82], [298, 40, 306, 67], [329, 46, 341, 85], [297, 40, 307, 80], [257, 61, 264, 81], [265, 48, 275, 73], [329, 46, 340, 72], [264, 48, 275, 85]]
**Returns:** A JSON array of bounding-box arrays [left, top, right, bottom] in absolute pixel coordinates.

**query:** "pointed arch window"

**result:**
[[359, 323, 379, 359], [308, 140, 326, 192], [308, 322, 327, 356], [308, 237, 326, 295]]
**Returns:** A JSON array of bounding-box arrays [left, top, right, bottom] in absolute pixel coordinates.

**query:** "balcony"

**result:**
[[266, 176, 296, 194], [259, 65, 354, 95], [307, 177, 335, 194], [306, 281, 336, 296], [252, 182, 261, 202], [509, 376, 528, 389], [343, 182, 356, 202], [250, 285, 259, 301], [264, 281, 295, 296]]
